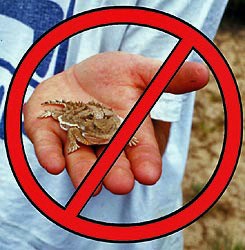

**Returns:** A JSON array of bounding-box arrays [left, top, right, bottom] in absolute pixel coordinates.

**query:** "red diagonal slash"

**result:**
[[65, 38, 193, 216]]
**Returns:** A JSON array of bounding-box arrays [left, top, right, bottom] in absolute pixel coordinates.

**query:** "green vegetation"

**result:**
[[191, 182, 204, 196], [209, 228, 245, 250]]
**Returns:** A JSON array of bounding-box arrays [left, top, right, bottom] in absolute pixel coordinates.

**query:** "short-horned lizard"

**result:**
[[38, 100, 138, 153]]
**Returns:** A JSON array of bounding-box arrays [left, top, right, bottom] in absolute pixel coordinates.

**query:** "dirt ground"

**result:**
[[183, 19, 245, 249]]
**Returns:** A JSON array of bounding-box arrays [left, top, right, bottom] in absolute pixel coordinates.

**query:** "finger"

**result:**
[[125, 117, 162, 185], [95, 147, 134, 195], [23, 97, 67, 174], [134, 56, 209, 93], [65, 144, 102, 195], [29, 126, 66, 175], [165, 61, 210, 94]]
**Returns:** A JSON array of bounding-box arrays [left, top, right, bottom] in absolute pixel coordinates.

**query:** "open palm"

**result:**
[[24, 52, 209, 195]]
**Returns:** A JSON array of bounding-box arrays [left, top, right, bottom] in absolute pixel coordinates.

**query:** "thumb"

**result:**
[[134, 55, 209, 94], [165, 61, 209, 94]]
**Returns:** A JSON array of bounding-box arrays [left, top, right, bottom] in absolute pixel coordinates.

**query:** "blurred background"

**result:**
[[183, 1, 245, 249]]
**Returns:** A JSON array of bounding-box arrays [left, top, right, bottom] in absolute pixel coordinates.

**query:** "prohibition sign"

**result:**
[[5, 7, 242, 242]]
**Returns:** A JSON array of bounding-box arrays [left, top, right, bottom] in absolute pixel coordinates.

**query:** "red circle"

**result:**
[[5, 7, 242, 242]]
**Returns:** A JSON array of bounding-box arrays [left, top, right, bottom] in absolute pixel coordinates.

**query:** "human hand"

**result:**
[[24, 52, 209, 195]]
